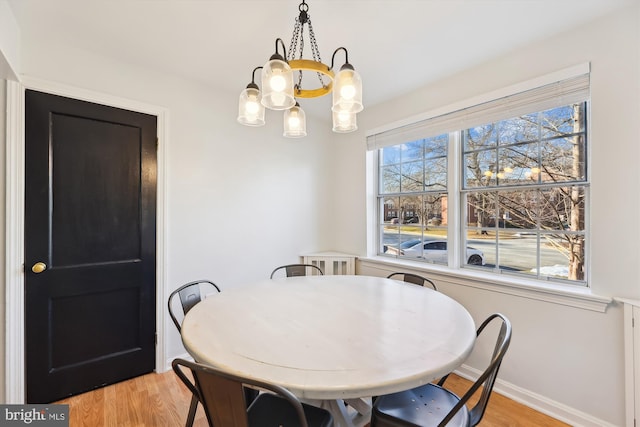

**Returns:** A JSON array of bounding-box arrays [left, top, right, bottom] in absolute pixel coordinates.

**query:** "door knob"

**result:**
[[31, 262, 47, 274]]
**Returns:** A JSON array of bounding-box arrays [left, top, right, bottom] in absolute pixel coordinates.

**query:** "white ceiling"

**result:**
[[7, 0, 634, 112]]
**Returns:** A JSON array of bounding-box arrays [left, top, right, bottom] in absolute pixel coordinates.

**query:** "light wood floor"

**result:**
[[55, 371, 570, 426]]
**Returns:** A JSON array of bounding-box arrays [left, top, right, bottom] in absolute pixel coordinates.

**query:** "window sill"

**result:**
[[359, 256, 612, 313]]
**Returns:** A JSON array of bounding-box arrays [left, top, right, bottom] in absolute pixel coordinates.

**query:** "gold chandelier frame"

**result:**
[[288, 59, 334, 98]]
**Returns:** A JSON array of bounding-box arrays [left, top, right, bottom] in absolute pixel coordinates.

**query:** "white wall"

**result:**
[[0, 78, 6, 404], [332, 4, 639, 426], [0, 0, 18, 403], [0, 0, 19, 80]]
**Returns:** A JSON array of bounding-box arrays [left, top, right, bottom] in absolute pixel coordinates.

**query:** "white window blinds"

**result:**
[[366, 73, 590, 151]]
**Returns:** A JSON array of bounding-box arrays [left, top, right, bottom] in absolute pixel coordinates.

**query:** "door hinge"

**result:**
[[156, 138, 159, 149], [155, 333, 158, 345]]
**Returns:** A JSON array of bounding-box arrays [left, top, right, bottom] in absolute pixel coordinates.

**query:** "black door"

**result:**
[[24, 89, 157, 403]]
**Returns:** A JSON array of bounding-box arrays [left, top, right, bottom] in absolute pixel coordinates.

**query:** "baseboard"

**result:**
[[455, 365, 617, 427], [163, 352, 194, 372]]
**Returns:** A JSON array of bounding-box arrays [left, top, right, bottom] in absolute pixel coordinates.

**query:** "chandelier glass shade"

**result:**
[[236, 0, 363, 137], [283, 102, 307, 137], [261, 52, 296, 110], [333, 65, 363, 114], [237, 80, 265, 126], [332, 109, 357, 133]]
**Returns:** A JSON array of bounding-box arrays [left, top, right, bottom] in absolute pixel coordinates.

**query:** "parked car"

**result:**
[[384, 239, 485, 265]]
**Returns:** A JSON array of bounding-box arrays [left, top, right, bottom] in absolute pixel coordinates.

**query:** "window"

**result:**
[[370, 74, 589, 286], [462, 103, 587, 283], [379, 134, 451, 266]]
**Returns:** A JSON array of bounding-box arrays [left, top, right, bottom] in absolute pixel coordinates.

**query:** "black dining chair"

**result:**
[[168, 280, 221, 333], [387, 272, 438, 291], [270, 263, 324, 279], [172, 358, 334, 427], [371, 313, 512, 427], [167, 280, 221, 427], [168, 280, 260, 425]]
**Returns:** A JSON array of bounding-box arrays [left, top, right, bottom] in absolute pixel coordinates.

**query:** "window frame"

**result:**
[[366, 64, 599, 299], [459, 102, 589, 285]]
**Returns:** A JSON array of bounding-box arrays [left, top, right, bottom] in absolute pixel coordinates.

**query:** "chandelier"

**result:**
[[237, 0, 363, 137]]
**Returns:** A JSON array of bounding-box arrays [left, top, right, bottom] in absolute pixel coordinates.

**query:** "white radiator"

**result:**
[[301, 251, 356, 275], [620, 298, 640, 427]]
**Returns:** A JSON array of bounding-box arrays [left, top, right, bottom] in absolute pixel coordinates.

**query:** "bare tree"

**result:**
[[464, 103, 586, 280]]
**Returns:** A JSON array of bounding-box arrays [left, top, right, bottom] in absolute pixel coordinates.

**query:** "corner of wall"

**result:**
[[0, 78, 7, 403]]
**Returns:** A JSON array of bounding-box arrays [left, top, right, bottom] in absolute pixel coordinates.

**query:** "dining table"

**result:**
[[180, 274, 476, 427]]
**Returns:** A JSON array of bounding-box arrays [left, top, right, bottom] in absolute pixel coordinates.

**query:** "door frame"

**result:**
[[5, 77, 169, 403]]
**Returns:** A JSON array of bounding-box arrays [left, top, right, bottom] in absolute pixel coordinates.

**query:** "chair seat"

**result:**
[[372, 383, 470, 427], [248, 393, 334, 427], [372, 313, 511, 427]]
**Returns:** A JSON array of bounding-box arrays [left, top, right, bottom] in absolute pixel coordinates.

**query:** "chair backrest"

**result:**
[[387, 272, 437, 291], [172, 358, 310, 427], [168, 280, 221, 332], [270, 263, 324, 279], [438, 313, 512, 426]]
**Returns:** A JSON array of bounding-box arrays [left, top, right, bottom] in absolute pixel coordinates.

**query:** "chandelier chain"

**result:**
[[306, 19, 327, 88], [288, 14, 328, 92], [289, 18, 304, 89], [288, 19, 301, 62], [297, 23, 305, 88]]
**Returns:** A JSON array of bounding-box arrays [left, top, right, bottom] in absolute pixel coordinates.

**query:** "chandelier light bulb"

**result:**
[[245, 99, 260, 115], [340, 82, 356, 100], [337, 111, 350, 122], [288, 115, 301, 128], [270, 73, 287, 92]]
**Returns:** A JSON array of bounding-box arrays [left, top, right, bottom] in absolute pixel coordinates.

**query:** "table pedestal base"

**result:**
[[304, 398, 372, 427]]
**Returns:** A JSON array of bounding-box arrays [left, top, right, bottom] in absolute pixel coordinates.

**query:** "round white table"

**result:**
[[180, 275, 476, 427]]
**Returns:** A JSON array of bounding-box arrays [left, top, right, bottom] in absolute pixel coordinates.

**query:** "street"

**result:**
[[383, 232, 569, 276]]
